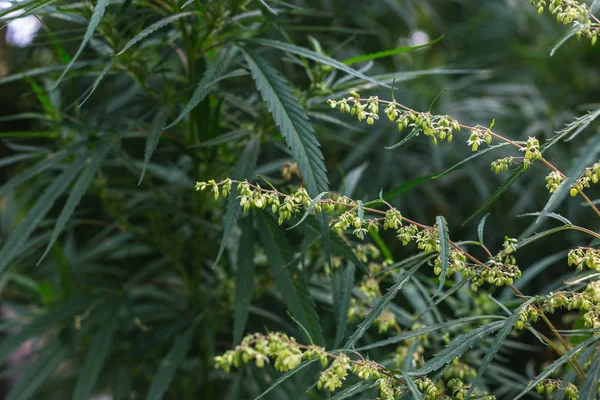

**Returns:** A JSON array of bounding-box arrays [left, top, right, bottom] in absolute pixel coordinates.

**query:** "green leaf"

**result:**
[[343, 35, 443, 65], [287, 191, 329, 230], [257, 214, 324, 345], [401, 371, 424, 400], [116, 12, 195, 55], [139, 106, 170, 185], [147, 326, 195, 400], [579, 349, 600, 400], [537, 132, 600, 224], [38, 138, 118, 265], [513, 334, 600, 399], [463, 165, 526, 225], [0, 142, 85, 196], [432, 143, 512, 179], [214, 136, 260, 267], [409, 320, 505, 376], [242, 48, 329, 197], [435, 216, 449, 295], [73, 315, 119, 400], [477, 213, 490, 245], [384, 127, 419, 150], [329, 380, 379, 400], [0, 156, 88, 274], [249, 39, 388, 88], [464, 299, 534, 400], [592, 0, 600, 13], [233, 216, 255, 345], [343, 257, 428, 349], [517, 212, 572, 226], [52, 0, 109, 88], [165, 46, 237, 129], [78, 59, 115, 107], [332, 262, 355, 348], [6, 342, 68, 400], [188, 129, 252, 148], [550, 25, 584, 57], [254, 359, 318, 400]]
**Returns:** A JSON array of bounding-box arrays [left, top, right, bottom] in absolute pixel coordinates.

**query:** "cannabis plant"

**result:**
[[0, 0, 599, 399]]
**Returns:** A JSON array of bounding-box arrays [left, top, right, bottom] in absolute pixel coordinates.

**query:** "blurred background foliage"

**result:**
[[0, 0, 598, 399]]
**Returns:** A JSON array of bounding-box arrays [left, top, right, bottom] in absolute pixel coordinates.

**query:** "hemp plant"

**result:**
[[208, 2, 600, 399]]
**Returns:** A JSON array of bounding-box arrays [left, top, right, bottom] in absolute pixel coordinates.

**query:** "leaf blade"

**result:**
[[233, 216, 256, 345], [53, 0, 109, 88], [435, 216, 449, 295]]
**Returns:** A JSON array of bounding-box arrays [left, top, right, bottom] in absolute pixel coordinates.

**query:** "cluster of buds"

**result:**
[[415, 377, 441, 400], [328, 91, 460, 145], [378, 377, 404, 400], [466, 126, 493, 152], [447, 378, 496, 400], [568, 247, 600, 270], [570, 162, 600, 197], [317, 354, 351, 391], [490, 157, 514, 174], [214, 333, 314, 373], [532, 0, 599, 45], [535, 379, 579, 400], [397, 225, 419, 245], [516, 290, 600, 329], [545, 171, 565, 193], [195, 178, 232, 200], [521, 137, 543, 170]]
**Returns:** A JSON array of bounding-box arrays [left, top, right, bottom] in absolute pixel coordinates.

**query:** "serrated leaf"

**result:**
[[384, 127, 419, 150], [329, 380, 379, 400], [73, 315, 119, 400], [550, 25, 584, 57], [165, 46, 238, 129], [287, 191, 328, 230], [463, 165, 526, 225], [6, 341, 68, 400], [402, 371, 424, 400], [242, 48, 328, 197], [233, 216, 255, 345], [139, 106, 170, 185], [343, 35, 443, 65], [464, 299, 534, 399], [53, 0, 109, 88], [147, 326, 195, 400], [214, 136, 260, 267], [0, 142, 85, 197], [435, 216, 449, 296], [513, 334, 600, 399], [38, 138, 118, 265], [432, 143, 511, 179], [78, 59, 115, 107], [257, 214, 324, 345], [409, 320, 505, 376], [249, 39, 387, 88], [116, 12, 195, 55], [343, 257, 428, 349], [254, 359, 318, 400], [537, 132, 600, 224], [517, 212, 572, 225], [579, 349, 600, 400], [477, 213, 490, 245], [332, 262, 355, 348], [0, 155, 88, 274]]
